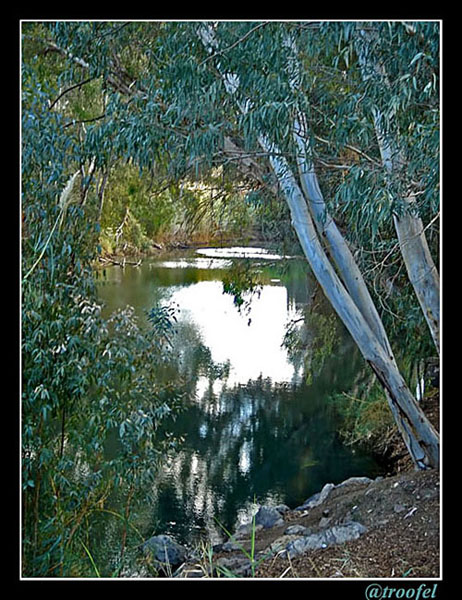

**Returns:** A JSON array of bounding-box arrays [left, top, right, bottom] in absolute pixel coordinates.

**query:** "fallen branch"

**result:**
[[98, 256, 142, 267]]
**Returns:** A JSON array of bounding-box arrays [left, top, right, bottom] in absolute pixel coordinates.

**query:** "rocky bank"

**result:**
[[141, 393, 440, 579], [141, 468, 439, 579]]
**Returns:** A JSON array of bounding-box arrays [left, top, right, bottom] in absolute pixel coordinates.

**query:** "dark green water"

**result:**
[[96, 247, 383, 547]]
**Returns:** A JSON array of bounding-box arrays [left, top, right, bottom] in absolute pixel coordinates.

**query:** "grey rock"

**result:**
[[337, 476, 373, 488], [295, 491, 321, 511], [268, 534, 303, 554], [331, 522, 367, 543], [319, 482, 335, 502], [274, 503, 291, 514], [319, 516, 333, 529], [296, 482, 335, 511], [233, 522, 263, 540], [142, 534, 187, 568], [284, 524, 311, 536], [286, 522, 367, 558], [221, 540, 242, 552], [254, 505, 285, 529], [215, 556, 252, 577]]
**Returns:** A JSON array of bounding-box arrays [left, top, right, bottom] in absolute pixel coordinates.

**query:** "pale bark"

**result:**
[[198, 24, 439, 469], [260, 133, 439, 469], [392, 200, 440, 351], [355, 26, 440, 354], [293, 115, 394, 359], [291, 116, 435, 466], [283, 33, 439, 467], [283, 34, 393, 356]]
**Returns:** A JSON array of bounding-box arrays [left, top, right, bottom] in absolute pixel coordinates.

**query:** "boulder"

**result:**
[[284, 524, 311, 536], [274, 503, 291, 514], [233, 522, 264, 540], [336, 476, 373, 488], [254, 505, 285, 529], [268, 534, 304, 554], [286, 521, 367, 558], [318, 516, 333, 529], [142, 534, 187, 570], [295, 482, 335, 511]]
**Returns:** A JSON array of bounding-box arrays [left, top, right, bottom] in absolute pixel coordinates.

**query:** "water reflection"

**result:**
[[96, 249, 382, 547], [196, 246, 293, 260], [171, 280, 302, 385]]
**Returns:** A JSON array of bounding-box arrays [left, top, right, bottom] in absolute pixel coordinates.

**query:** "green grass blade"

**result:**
[[81, 541, 101, 577]]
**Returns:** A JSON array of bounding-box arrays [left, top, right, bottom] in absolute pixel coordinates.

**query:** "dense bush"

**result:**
[[22, 62, 185, 578]]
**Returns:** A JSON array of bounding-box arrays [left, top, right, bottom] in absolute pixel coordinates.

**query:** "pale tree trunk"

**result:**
[[291, 115, 433, 468], [392, 199, 440, 351], [198, 23, 439, 469], [282, 35, 438, 467], [356, 25, 440, 355], [283, 32, 394, 358], [259, 131, 438, 470]]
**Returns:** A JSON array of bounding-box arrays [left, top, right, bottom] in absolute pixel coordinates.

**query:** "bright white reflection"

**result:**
[[238, 440, 251, 475], [196, 246, 291, 261], [195, 376, 209, 401], [170, 280, 302, 387], [194, 376, 226, 403], [156, 258, 233, 270], [198, 422, 208, 438]]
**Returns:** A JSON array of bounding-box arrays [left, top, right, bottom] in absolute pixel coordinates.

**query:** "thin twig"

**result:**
[[48, 76, 97, 111], [314, 135, 382, 167], [63, 113, 106, 128]]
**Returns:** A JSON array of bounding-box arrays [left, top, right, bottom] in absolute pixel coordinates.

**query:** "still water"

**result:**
[[96, 247, 382, 546]]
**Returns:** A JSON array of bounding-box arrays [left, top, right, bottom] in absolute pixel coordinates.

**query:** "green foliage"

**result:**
[[22, 20, 440, 575], [98, 161, 264, 251], [328, 379, 395, 451], [283, 307, 340, 385], [222, 260, 262, 315], [21, 38, 184, 577]]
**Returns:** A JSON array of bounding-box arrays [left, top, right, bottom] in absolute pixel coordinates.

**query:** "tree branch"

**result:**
[[48, 76, 97, 111], [63, 113, 106, 128]]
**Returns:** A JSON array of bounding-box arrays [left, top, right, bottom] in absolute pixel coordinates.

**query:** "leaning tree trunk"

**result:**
[[291, 114, 434, 468], [259, 132, 439, 469], [281, 34, 438, 468], [355, 25, 440, 355], [392, 197, 440, 352], [198, 23, 439, 469]]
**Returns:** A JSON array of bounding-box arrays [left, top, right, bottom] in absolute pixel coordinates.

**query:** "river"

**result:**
[[96, 246, 383, 550]]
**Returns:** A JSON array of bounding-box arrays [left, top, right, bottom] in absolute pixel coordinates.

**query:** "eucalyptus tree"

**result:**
[[22, 19, 440, 515], [354, 23, 440, 354], [196, 21, 439, 469], [21, 30, 187, 576]]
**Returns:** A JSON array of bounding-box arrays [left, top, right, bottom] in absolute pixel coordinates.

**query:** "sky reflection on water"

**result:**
[[96, 248, 382, 546], [170, 279, 302, 387]]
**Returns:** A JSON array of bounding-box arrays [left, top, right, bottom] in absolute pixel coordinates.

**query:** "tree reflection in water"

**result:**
[[97, 250, 382, 547]]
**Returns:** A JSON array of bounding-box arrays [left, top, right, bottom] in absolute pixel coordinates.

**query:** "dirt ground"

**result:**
[[191, 392, 441, 579], [253, 467, 440, 578]]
